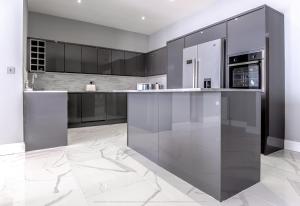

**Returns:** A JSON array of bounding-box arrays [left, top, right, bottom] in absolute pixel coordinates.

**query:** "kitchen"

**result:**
[[1, 0, 300, 205]]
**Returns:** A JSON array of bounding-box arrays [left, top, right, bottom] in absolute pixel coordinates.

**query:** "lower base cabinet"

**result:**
[[106, 93, 127, 120], [68, 92, 127, 127], [82, 93, 106, 122], [68, 93, 82, 124]]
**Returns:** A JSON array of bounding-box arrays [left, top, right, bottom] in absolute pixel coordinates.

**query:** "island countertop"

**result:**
[[113, 88, 262, 93]]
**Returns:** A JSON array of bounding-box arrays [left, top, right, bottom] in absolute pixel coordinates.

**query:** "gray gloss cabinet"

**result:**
[[106, 93, 127, 120], [227, 8, 266, 54], [98, 48, 112, 75], [111, 49, 125, 75], [125, 51, 145, 76], [185, 23, 227, 48], [24, 92, 68, 151], [81, 93, 106, 122], [68, 93, 82, 124], [82, 46, 98, 74], [167, 38, 185, 88], [146, 47, 167, 76], [46, 41, 65, 72], [127, 91, 261, 201], [128, 93, 159, 162], [65, 43, 82, 73]]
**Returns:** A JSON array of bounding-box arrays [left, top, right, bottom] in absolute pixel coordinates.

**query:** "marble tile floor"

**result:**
[[1, 124, 300, 206]]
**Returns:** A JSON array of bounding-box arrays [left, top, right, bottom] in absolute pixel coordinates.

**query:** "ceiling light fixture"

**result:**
[[141, 16, 146, 21], [169, 0, 175, 2], [77, 0, 82, 4]]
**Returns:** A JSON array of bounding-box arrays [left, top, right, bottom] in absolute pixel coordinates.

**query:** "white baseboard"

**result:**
[[285, 140, 300, 153], [0, 142, 25, 156]]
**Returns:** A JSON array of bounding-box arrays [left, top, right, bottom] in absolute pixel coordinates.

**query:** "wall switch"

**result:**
[[7, 66, 15, 74]]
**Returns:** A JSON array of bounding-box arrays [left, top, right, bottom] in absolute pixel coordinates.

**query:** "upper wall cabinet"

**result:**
[[167, 38, 185, 89], [98, 48, 112, 75], [82, 46, 98, 74], [125, 51, 145, 77], [65, 43, 82, 73], [146, 47, 167, 76], [227, 9, 266, 55], [111, 49, 125, 76], [184, 23, 227, 48], [46, 41, 65, 72]]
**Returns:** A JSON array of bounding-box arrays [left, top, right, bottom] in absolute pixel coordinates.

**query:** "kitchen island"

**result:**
[[123, 89, 261, 201]]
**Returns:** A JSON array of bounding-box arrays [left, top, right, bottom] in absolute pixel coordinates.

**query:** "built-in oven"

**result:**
[[228, 51, 264, 89]]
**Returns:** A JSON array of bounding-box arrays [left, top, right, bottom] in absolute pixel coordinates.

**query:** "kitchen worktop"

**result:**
[[24, 90, 68, 93], [114, 88, 262, 93], [68, 90, 130, 93]]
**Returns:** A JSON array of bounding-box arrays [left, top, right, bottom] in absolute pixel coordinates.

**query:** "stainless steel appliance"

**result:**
[[228, 51, 264, 89], [183, 39, 224, 88], [137, 83, 151, 91]]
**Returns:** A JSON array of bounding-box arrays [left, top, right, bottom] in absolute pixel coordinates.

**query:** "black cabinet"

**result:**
[[111, 50, 125, 75], [227, 8, 266, 55], [82, 46, 98, 74], [98, 48, 112, 75], [46, 41, 65, 72], [106, 93, 127, 120], [146, 47, 167, 76], [65, 43, 82, 73], [167, 38, 185, 89], [68, 93, 82, 124], [136, 53, 145, 76], [184, 23, 227, 48], [125, 52, 145, 76], [81, 93, 106, 122]]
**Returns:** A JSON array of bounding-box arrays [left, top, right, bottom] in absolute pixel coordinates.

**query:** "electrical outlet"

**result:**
[[7, 66, 15, 74]]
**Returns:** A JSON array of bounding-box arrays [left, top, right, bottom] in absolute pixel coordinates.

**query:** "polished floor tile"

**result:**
[[1, 123, 300, 206]]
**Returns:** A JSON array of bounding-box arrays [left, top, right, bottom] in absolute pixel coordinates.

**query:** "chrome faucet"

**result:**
[[31, 73, 38, 90]]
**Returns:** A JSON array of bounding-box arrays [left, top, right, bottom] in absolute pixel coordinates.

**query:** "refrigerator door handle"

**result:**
[[196, 59, 200, 88], [193, 58, 196, 88]]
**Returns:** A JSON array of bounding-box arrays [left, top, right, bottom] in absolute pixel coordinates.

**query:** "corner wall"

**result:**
[[0, 0, 25, 145]]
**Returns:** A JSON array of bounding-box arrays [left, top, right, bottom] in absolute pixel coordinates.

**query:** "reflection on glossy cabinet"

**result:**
[[81, 93, 106, 122], [167, 38, 185, 89], [227, 8, 266, 55], [46, 41, 65, 72], [111, 50, 125, 75], [127, 93, 158, 162], [68, 93, 82, 124], [106, 93, 127, 120], [98, 48, 112, 75], [146, 47, 167, 76], [65, 43, 82, 73], [82, 46, 98, 74], [185, 23, 227, 48]]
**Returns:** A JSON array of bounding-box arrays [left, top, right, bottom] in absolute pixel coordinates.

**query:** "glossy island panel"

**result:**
[[24, 91, 68, 151], [127, 91, 261, 201]]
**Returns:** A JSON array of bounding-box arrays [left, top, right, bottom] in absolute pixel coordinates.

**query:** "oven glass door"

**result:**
[[229, 63, 261, 89]]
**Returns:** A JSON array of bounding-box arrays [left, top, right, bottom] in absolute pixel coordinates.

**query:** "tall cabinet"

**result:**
[[167, 38, 185, 89], [227, 7, 285, 155], [165, 5, 284, 155]]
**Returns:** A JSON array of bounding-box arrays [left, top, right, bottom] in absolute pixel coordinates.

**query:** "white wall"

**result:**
[[149, 0, 300, 143], [0, 0, 25, 144], [28, 12, 149, 53]]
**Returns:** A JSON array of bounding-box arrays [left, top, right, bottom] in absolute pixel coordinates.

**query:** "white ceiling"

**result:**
[[28, 0, 217, 35]]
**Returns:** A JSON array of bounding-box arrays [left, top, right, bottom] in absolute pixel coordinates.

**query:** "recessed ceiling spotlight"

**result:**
[[77, 0, 82, 4], [169, 0, 175, 2], [141, 16, 146, 21]]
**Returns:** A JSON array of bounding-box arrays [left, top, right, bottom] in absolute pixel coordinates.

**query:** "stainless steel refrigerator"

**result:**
[[183, 39, 224, 88]]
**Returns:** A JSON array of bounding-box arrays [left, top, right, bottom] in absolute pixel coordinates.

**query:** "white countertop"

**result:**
[[112, 88, 262, 93], [24, 90, 68, 93]]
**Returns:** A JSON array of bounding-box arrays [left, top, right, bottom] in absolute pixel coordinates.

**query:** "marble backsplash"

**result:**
[[29, 72, 167, 91]]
